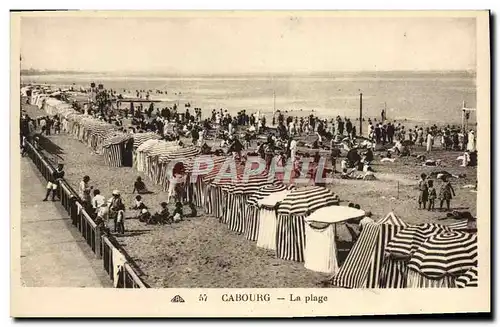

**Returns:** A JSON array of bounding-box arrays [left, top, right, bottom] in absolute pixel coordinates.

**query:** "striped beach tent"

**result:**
[[158, 146, 202, 194], [135, 139, 162, 172], [228, 174, 274, 238], [206, 160, 245, 220], [131, 132, 162, 168], [102, 133, 133, 167], [245, 183, 290, 242], [143, 141, 180, 185], [132, 132, 162, 148], [254, 185, 296, 250], [304, 206, 366, 274], [330, 212, 408, 288], [406, 230, 477, 288], [184, 155, 227, 208], [275, 186, 340, 262]]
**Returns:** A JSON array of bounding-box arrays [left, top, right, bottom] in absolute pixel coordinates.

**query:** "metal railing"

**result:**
[[24, 140, 149, 288]]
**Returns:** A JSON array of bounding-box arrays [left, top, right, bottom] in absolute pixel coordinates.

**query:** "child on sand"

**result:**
[[439, 176, 456, 211], [427, 180, 437, 211], [418, 173, 428, 209], [132, 176, 149, 194], [172, 202, 184, 223]]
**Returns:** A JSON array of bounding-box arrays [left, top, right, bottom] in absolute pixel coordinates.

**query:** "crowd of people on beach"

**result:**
[[23, 85, 478, 233], [77, 174, 197, 235]]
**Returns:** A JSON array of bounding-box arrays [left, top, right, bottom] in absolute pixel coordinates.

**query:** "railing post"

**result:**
[[95, 227, 102, 259]]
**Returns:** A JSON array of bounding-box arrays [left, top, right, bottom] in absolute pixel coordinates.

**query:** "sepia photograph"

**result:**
[[10, 10, 490, 317]]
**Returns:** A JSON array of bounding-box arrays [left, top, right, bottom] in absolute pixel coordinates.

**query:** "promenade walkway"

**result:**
[[20, 157, 112, 287]]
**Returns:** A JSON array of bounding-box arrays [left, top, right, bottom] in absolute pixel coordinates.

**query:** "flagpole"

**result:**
[[273, 91, 276, 117]]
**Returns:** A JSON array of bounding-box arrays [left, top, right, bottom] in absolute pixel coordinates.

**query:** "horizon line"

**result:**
[[21, 68, 477, 76]]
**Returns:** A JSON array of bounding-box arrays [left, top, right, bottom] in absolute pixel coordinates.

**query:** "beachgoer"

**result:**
[[108, 190, 125, 233], [172, 202, 184, 223], [359, 211, 375, 231], [426, 132, 434, 152], [91, 189, 106, 216], [154, 202, 171, 224], [43, 163, 65, 201], [418, 173, 428, 209], [130, 195, 148, 212], [79, 175, 93, 208], [439, 176, 456, 211], [427, 180, 437, 211], [139, 208, 151, 223], [132, 176, 149, 194]]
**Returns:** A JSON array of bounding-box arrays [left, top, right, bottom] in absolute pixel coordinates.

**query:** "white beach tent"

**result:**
[[255, 188, 294, 250], [303, 206, 365, 274]]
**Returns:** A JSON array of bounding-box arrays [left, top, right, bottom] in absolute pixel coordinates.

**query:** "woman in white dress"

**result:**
[[467, 130, 476, 152], [426, 133, 434, 153]]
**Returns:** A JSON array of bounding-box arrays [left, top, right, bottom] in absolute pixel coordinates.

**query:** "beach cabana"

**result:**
[[243, 181, 287, 243], [184, 155, 228, 207], [276, 186, 340, 262], [303, 206, 365, 274], [204, 160, 244, 220], [135, 139, 162, 172], [229, 174, 274, 237], [102, 133, 134, 167], [252, 185, 295, 249], [157, 146, 201, 193], [330, 212, 408, 288]]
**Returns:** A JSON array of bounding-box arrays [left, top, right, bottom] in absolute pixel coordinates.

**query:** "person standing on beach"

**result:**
[[418, 173, 428, 210], [426, 132, 434, 153], [427, 180, 437, 211], [438, 176, 456, 211]]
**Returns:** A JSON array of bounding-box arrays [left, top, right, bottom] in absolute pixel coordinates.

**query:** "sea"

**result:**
[[21, 71, 476, 124]]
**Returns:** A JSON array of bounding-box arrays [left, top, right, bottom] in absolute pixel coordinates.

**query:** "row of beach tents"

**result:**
[[30, 92, 478, 289]]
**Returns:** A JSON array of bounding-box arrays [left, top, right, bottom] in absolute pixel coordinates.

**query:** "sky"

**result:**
[[19, 15, 477, 74]]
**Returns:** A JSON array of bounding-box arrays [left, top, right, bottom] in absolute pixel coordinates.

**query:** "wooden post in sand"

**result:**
[[359, 93, 363, 136]]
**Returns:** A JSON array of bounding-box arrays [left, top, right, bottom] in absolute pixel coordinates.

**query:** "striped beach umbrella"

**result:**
[[277, 186, 339, 216], [247, 183, 292, 206], [385, 223, 449, 258], [275, 186, 339, 262], [408, 230, 477, 280], [454, 266, 478, 288]]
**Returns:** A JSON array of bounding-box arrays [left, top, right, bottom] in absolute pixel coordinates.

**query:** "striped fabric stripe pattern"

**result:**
[[385, 223, 450, 257], [244, 205, 260, 241], [454, 267, 478, 288], [276, 214, 307, 262], [408, 231, 477, 279], [277, 186, 339, 215], [232, 175, 274, 195], [103, 143, 124, 168], [330, 213, 408, 288], [247, 183, 291, 206], [132, 132, 162, 148], [406, 269, 456, 288], [378, 259, 409, 288], [365, 222, 404, 288]]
